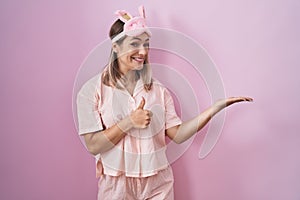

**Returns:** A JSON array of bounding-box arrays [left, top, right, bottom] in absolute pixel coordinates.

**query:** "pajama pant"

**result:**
[[97, 167, 174, 200]]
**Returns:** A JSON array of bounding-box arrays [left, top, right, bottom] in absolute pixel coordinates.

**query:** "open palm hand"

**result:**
[[214, 96, 253, 109]]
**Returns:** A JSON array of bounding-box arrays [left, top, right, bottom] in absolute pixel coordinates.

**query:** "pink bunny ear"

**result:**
[[138, 5, 145, 18], [115, 10, 132, 22]]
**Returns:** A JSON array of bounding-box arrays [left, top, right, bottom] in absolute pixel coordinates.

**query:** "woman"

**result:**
[[76, 6, 253, 200]]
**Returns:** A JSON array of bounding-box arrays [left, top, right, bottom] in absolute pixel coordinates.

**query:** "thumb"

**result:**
[[137, 97, 145, 110]]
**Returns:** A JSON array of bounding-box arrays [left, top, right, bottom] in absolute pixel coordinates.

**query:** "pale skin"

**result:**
[[83, 33, 253, 155]]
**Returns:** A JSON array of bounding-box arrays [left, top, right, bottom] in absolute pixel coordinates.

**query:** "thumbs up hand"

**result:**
[[130, 97, 152, 129], [137, 97, 146, 110]]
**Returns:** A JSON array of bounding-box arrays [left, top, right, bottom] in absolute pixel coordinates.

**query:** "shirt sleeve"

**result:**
[[76, 76, 104, 135], [164, 88, 182, 129]]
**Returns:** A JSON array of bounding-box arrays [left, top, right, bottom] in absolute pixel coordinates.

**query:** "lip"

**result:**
[[131, 56, 145, 63]]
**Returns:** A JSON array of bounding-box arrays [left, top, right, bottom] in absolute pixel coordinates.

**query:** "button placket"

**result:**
[[129, 97, 135, 112]]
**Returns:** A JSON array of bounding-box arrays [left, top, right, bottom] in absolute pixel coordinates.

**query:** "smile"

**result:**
[[132, 57, 144, 63]]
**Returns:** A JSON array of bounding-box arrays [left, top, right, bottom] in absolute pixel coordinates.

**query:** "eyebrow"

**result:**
[[130, 37, 150, 42]]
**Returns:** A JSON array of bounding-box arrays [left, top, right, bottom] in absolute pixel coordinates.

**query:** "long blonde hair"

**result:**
[[102, 19, 153, 91]]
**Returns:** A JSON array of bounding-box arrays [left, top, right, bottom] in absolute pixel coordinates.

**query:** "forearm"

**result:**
[[171, 104, 222, 144], [84, 116, 133, 155], [166, 96, 253, 144]]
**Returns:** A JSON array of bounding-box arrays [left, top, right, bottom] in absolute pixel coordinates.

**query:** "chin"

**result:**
[[134, 65, 144, 71]]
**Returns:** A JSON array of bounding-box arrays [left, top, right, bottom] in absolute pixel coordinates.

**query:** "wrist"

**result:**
[[117, 115, 134, 133], [210, 103, 223, 116], [213, 99, 226, 110]]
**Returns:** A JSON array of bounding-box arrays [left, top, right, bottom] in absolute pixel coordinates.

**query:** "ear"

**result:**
[[112, 43, 119, 54], [115, 10, 132, 22], [138, 5, 146, 18]]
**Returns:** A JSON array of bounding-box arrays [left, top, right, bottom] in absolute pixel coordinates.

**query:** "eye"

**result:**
[[130, 42, 139, 47], [144, 43, 150, 48]]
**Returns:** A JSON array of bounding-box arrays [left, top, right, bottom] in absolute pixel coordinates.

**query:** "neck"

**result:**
[[119, 70, 138, 95], [123, 70, 136, 83], [120, 69, 138, 85], [126, 70, 137, 81]]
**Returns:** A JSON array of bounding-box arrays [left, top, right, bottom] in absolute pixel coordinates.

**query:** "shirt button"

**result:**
[[116, 114, 122, 120], [129, 98, 135, 107]]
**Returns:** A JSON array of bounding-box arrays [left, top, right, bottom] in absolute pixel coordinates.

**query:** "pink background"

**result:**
[[1, 0, 300, 199]]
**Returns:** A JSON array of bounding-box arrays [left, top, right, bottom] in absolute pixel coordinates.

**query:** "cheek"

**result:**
[[120, 45, 135, 53], [118, 54, 133, 66], [119, 51, 132, 60], [118, 52, 130, 60]]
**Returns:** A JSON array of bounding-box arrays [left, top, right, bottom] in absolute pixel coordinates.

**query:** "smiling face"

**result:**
[[113, 32, 150, 74]]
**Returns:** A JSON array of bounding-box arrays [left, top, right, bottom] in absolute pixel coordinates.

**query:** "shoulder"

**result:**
[[77, 73, 103, 97], [151, 78, 171, 95], [151, 78, 166, 90]]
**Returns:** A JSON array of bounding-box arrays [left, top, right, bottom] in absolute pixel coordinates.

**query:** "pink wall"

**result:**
[[1, 0, 300, 199]]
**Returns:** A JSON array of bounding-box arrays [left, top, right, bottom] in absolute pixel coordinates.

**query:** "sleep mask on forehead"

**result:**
[[111, 5, 152, 43]]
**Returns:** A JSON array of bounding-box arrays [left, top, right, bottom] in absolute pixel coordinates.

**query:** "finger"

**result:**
[[239, 97, 253, 102], [226, 97, 243, 106], [148, 111, 153, 117], [145, 110, 153, 117], [225, 97, 253, 107], [236, 97, 253, 103], [145, 115, 151, 121], [137, 97, 145, 110], [245, 97, 253, 102], [141, 120, 150, 128]]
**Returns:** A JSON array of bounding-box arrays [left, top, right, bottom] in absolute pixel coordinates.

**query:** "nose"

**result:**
[[138, 46, 148, 55]]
